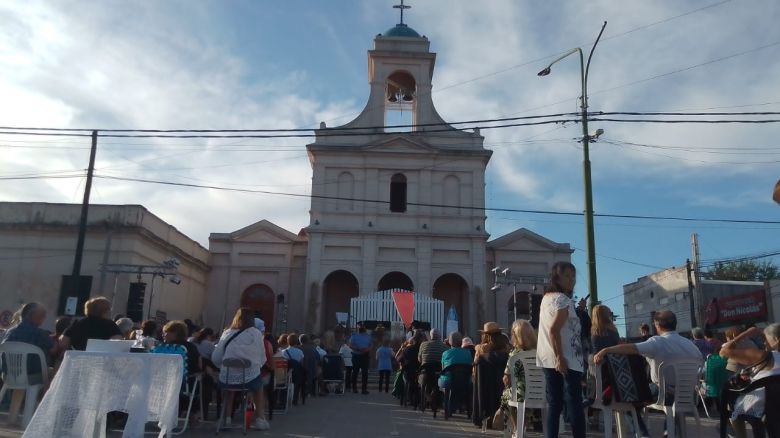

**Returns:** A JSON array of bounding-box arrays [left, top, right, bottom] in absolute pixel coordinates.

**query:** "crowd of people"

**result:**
[[1, 262, 779, 437]]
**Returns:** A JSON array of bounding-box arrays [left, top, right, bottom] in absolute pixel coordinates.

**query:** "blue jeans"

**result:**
[[543, 368, 586, 438]]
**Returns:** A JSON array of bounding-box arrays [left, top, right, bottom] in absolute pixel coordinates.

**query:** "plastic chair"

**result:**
[[216, 358, 251, 435], [587, 356, 641, 438], [645, 360, 703, 438], [0, 342, 49, 428], [507, 350, 546, 438]]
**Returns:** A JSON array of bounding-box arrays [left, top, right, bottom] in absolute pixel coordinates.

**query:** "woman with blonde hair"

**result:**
[[211, 308, 268, 431], [60, 296, 123, 351], [590, 304, 620, 352], [500, 319, 538, 432]]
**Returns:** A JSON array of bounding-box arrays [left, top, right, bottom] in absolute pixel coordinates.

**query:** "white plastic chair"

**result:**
[[645, 360, 703, 438], [588, 356, 641, 438], [507, 350, 546, 438], [0, 342, 49, 428]]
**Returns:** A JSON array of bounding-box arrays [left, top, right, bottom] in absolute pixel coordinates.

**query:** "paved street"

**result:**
[[1, 389, 723, 437]]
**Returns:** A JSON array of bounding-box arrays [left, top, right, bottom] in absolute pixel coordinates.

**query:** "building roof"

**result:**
[[210, 219, 306, 243], [487, 227, 573, 253], [383, 23, 421, 38], [0, 201, 210, 265]]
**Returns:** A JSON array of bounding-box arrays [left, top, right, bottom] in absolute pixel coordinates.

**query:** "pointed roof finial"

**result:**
[[393, 0, 411, 25]]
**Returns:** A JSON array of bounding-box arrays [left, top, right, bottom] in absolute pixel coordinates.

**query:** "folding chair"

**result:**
[[441, 364, 472, 420], [271, 357, 292, 414], [171, 372, 203, 435], [216, 358, 251, 435], [321, 354, 345, 395]]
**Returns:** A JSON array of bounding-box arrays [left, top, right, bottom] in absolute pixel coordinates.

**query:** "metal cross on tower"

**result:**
[[393, 0, 411, 25]]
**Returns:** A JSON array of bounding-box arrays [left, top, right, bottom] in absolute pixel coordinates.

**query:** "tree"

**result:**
[[703, 260, 780, 282]]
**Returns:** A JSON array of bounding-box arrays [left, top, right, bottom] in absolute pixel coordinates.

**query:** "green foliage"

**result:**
[[703, 260, 779, 282]]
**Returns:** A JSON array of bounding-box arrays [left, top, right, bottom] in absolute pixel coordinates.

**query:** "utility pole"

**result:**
[[65, 130, 98, 315], [691, 233, 703, 328], [537, 21, 607, 310], [686, 258, 697, 329]]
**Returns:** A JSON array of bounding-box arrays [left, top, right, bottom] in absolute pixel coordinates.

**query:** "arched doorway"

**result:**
[[323, 270, 359, 330], [378, 271, 414, 291], [432, 274, 468, 333], [508, 291, 532, 326], [241, 284, 275, 333]]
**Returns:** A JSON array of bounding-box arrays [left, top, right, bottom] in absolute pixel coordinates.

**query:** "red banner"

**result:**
[[392, 291, 415, 329], [705, 290, 767, 325]]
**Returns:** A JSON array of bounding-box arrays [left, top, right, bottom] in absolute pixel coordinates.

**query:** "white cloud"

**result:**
[[2, 0, 779, 248]]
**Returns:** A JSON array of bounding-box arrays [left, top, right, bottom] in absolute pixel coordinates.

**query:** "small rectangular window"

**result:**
[[390, 174, 407, 212]]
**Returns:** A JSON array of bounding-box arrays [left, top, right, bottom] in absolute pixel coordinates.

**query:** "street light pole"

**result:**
[[538, 21, 607, 310]]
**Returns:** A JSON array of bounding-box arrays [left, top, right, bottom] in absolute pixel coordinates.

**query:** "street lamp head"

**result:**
[[501, 268, 511, 277], [491, 266, 501, 275], [537, 67, 551, 77], [490, 284, 502, 292]]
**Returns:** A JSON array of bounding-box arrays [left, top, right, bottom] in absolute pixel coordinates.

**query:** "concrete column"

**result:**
[[420, 169, 432, 220], [366, 168, 379, 216], [361, 236, 377, 295], [416, 238, 432, 295], [304, 233, 323, 329], [471, 238, 488, 335]]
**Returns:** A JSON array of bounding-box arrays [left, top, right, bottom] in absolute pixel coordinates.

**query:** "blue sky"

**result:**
[[1, 1, 779, 333]]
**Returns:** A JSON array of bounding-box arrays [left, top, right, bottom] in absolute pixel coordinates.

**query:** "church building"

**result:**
[[204, 18, 573, 336]]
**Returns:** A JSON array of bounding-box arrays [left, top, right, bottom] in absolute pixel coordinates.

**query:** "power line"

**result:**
[[4, 111, 780, 138], [592, 118, 780, 124], [0, 118, 579, 139], [5, 172, 778, 226], [0, 112, 578, 134], [74, 174, 779, 225], [589, 40, 780, 97]]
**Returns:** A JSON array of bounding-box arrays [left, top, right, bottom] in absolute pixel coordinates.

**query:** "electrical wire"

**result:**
[[54, 173, 775, 225]]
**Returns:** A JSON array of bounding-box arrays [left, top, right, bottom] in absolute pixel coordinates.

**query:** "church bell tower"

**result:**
[[303, 3, 492, 335]]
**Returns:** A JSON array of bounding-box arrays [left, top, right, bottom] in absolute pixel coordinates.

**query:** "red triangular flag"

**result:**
[[392, 291, 415, 329]]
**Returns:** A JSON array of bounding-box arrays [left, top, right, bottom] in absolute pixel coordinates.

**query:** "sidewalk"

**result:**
[[1, 390, 723, 437]]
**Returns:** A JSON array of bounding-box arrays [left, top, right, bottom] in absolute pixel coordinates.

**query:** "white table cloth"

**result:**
[[23, 351, 183, 438]]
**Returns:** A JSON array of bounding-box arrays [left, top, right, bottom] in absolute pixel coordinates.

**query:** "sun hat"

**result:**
[[461, 337, 475, 347], [479, 321, 503, 334]]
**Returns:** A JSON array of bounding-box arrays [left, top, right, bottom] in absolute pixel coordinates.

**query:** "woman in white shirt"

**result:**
[[211, 308, 268, 431], [536, 262, 585, 438], [339, 341, 354, 391]]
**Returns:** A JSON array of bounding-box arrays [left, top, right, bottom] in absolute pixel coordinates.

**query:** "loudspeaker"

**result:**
[[127, 282, 146, 322]]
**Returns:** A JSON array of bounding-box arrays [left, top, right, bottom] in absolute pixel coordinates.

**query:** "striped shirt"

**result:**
[[418, 340, 447, 365]]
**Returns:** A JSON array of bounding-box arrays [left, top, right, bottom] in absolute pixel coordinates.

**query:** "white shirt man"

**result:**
[[594, 310, 701, 392]]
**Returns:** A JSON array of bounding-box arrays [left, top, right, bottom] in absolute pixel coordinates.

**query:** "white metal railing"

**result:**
[[349, 289, 444, 335]]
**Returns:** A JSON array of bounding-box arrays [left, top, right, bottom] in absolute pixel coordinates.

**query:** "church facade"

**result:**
[[204, 23, 572, 336]]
